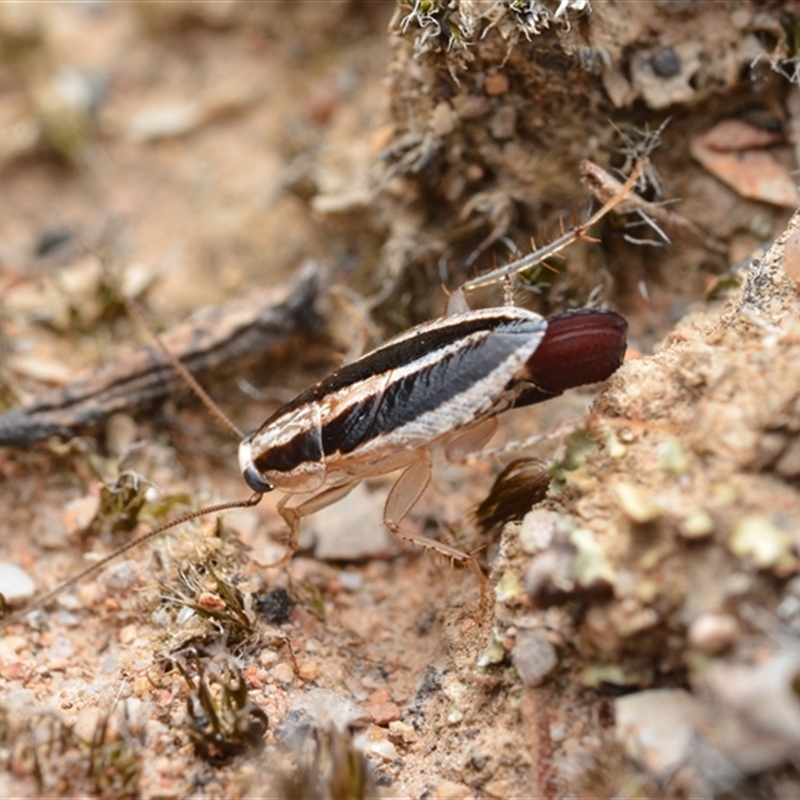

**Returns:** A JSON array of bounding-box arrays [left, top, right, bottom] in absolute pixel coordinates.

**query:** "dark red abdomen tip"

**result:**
[[527, 309, 628, 393]]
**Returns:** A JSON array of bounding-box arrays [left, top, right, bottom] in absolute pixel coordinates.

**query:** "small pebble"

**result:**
[[0, 635, 27, 660], [374, 771, 393, 787], [650, 46, 681, 78], [353, 724, 399, 762], [512, 628, 558, 687], [570, 527, 616, 590], [476, 631, 506, 669], [729, 515, 794, 573], [612, 481, 661, 524], [687, 613, 740, 654], [61, 493, 100, 535], [488, 106, 516, 139], [495, 570, 525, 604], [484, 779, 514, 798], [99, 560, 140, 592], [298, 659, 323, 682], [466, 163, 484, 182], [388, 720, 418, 743], [105, 413, 138, 458], [430, 101, 456, 137], [615, 689, 702, 778], [259, 650, 279, 667], [659, 438, 688, 473], [1, 661, 33, 681], [704, 653, 800, 772], [368, 700, 401, 726], [484, 72, 509, 95], [368, 689, 390, 704], [127, 103, 202, 142], [431, 781, 475, 800], [255, 588, 293, 624], [271, 662, 295, 685], [525, 549, 576, 607], [519, 509, 567, 554], [0, 563, 35, 604], [451, 94, 491, 120], [338, 571, 363, 592], [196, 591, 226, 612], [680, 509, 714, 539], [118, 623, 139, 645]]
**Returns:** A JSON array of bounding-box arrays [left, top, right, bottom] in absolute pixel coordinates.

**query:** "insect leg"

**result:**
[[443, 417, 498, 463], [384, 450, 488, 606], [381, 450, 465, 562], [276, 480, 361, 556]]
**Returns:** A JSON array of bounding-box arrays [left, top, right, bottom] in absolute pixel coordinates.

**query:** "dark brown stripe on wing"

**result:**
[[252, 312, 544, 433], [321, 322, 544, 455], [253, 424, 323, 474]]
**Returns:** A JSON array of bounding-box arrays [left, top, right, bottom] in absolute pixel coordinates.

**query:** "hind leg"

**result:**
[[384, 449, 487, 604]]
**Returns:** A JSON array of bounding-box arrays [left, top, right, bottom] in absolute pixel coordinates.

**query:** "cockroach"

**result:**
[[238, 304, 627, 561], [12, 161, 643, 611], [17, 297, 625, 614]]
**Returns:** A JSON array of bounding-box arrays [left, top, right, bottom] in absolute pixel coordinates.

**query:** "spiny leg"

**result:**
[[272, 450, 429, 563]]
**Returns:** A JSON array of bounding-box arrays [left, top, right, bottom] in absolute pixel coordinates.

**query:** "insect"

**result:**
[[12, 290, 627, 616], [239, 303, 628, 562], [9, 161, 643, 610]]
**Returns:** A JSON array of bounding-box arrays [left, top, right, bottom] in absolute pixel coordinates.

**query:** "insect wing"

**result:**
[[325, 310, 549, 456], [240, 308, 549, 485]]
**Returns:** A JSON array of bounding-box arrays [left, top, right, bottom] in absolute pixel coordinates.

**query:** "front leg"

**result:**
[[276, 480, 361, 561]]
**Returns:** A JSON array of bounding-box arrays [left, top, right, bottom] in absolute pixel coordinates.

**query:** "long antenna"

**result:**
[[100, 246, 244, 440], [2, 241, 260, 625], [4, 493, 263, 622]]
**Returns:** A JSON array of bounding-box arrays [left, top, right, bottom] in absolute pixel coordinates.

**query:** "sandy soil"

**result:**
[[2, 3, 800, 799]]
